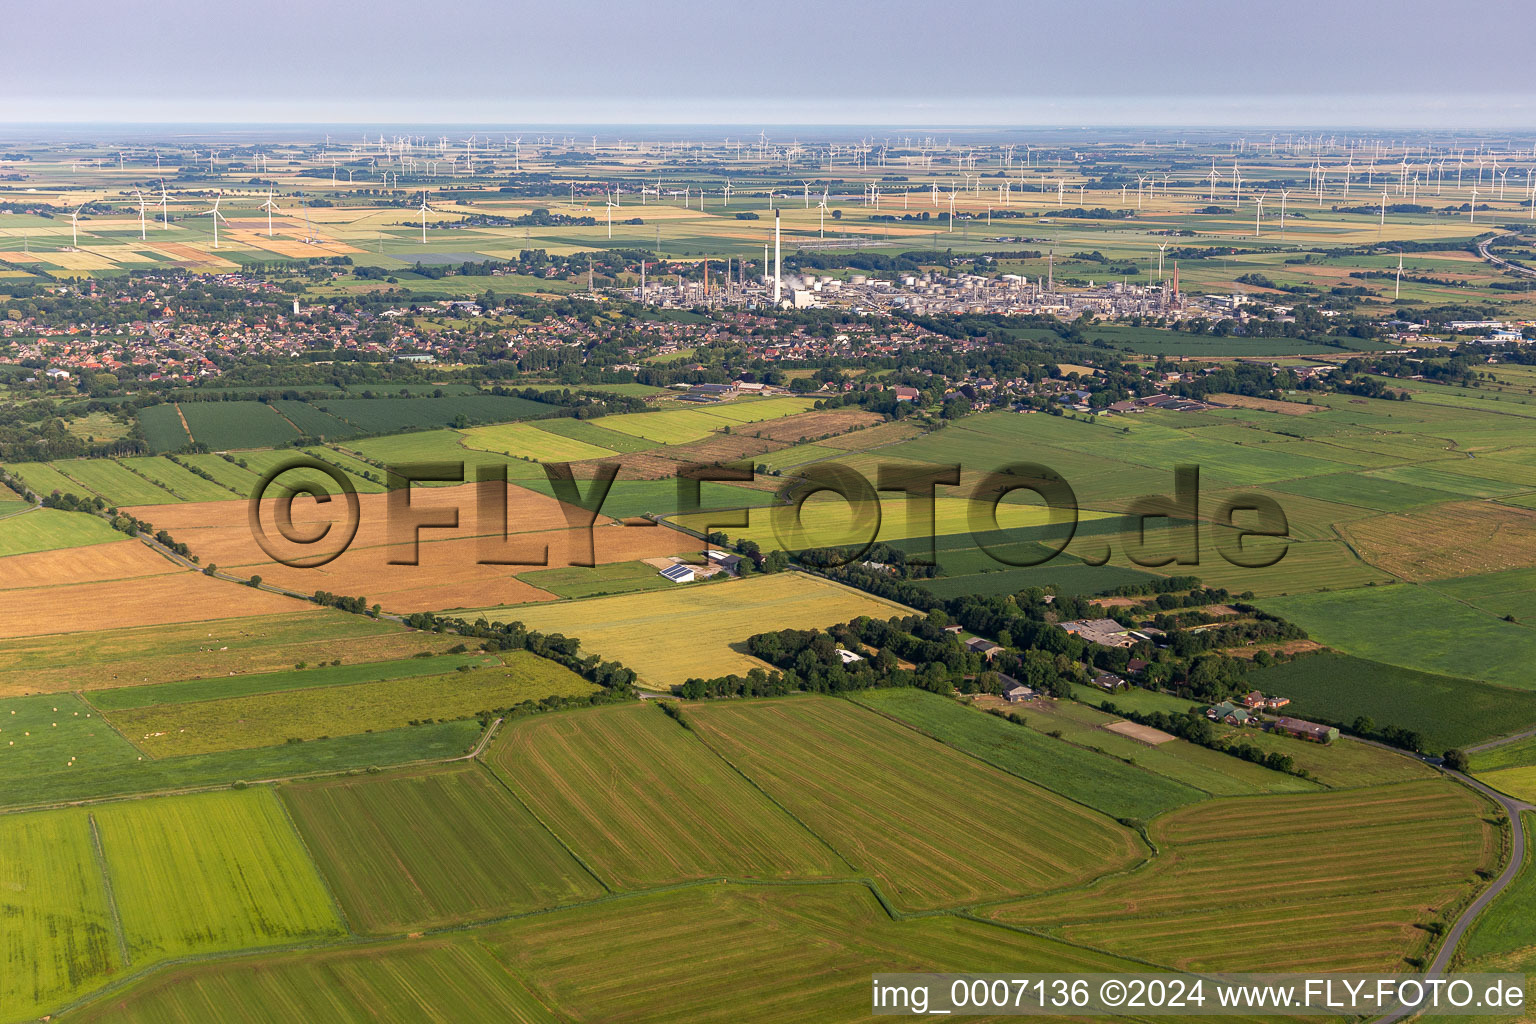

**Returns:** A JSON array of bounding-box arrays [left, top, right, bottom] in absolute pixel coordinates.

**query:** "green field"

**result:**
[[1429, 567, 1536, 626], [0, 506, 122, 556], [1243, 652, 1536, 751], [102, 651, 596, 756], [513, 476, 771, 519], [270, 400, 362, 440], [850, 687, 1205, 819], [179, 453, 264, 493], [594, 407, 731, 444], [86, 651, 496, 711], [987, 781, 1493, 972], [686, 696, 1143, 911], [6, 460, 98, 498], [1476, 766, 1536, 804], [0, 692, 145, 782], [478, 882, 1176, 1024], [281, 764, 603, 933], [532, 416, 661, 452], [137, 404, 192, 451], [1261, 585, 1536, 693], [461, 420, 623, 461], [174, 402, 302, 451], [487, 702, 848, 888], [118, 457, 240, 501], [52, 459, 179, 505], [92, 789, 343, 960], [63, 884, 1167, 1024], [0, 720, 481, 811], [0, 609, 464, 696], [309, 394, 559, 433], [0, 808, 122, 1021], [63, 937, 558, 1024], [515, 559, 679, 599], [1472, 735, 1536, 773], [343, 430, 548, 480]]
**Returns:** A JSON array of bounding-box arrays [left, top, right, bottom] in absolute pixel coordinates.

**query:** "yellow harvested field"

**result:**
[[40, 250, 118, 270], [471, 572, 916, 685], [145, 243, 238, 268], [127, 482, 586, 567], [127, 485, 700, 613], [0, 540, 179, 591], [0, 572, 314, 640], [1341, 501, 1536, 581]]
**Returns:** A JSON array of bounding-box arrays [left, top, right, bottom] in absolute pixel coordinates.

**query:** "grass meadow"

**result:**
[[487, 702, 849, 889], [101, 652, 595, 756], [281, 764, 603, 933], [849, 687, 1205, 819], [1243, 652, 1536, 751], [0, 808, 123, 1021], [685, 696, 1143, 911], [987, 780, 1494, 972], [91, 789, 344, 960]]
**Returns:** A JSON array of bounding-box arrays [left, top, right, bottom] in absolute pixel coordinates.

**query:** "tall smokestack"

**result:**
[[774, 209, 782, 305]]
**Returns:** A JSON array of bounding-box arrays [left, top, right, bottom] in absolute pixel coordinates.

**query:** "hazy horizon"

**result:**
[[7, 0, 1533, 129]]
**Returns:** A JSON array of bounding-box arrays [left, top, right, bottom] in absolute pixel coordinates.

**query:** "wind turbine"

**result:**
[[203, 192, 228, 249], [69, 204, 84, 249], [260, 189, 280, 238], [133, 190, 147, 240], [419, 190, 431, 244], [817, 189, 828, 237], [1253, 191, 1266, 237], [158, 181, 170, 229]]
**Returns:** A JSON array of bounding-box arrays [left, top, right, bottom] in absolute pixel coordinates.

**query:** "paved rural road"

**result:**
[[1468, 726, 1536, 753], [1477, 235, 1536, 278], [1373, 768, 1532, 1024]]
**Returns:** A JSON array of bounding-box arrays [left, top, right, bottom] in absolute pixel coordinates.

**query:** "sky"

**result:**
[[4, 0, 1532, 128]]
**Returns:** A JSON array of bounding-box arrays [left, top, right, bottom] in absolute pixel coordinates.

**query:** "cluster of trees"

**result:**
[[311, 591, 378, 615], [680, 612, 1084, 702], [396, 611, 638, 695]]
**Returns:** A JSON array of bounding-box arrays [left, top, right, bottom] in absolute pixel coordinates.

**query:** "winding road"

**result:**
[[1476, 234, 1536, 279], [1373, 762, 1532, 1023]]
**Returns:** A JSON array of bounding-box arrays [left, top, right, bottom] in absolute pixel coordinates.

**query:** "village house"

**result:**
[[1237, 690, 1291, 710], [1205, 702, 1255, 727], [1092, 671, 1127, 693]]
